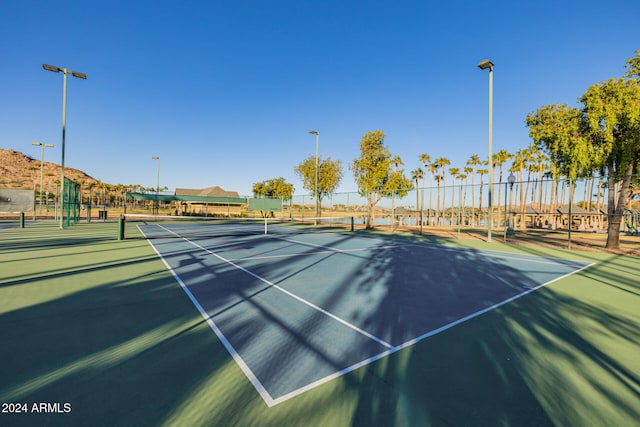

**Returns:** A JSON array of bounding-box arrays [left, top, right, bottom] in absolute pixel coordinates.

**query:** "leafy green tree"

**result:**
[[526, 104, 595, 231], [352, 130, 407, 229], [252, 177, 295, 217], [526, 104, 596, 179], [294, 156, 343, 218], [527, 51, 640, 249], [581, 74, 640, 248], [252, 181, 267, 197], [252, 177, 295, 201], [625, 49, 640, 77]]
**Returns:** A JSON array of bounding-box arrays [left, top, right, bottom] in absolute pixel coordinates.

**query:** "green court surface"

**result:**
[[1, 221, 639, 426]]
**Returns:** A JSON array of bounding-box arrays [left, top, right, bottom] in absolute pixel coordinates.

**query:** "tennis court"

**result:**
[[2, 221, 638, 426], [137, 220, 592, 406], [0, 221, 19, 231]]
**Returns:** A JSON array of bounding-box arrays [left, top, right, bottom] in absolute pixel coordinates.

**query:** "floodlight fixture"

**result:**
[[477, 59, 494, 70], [477, 58, 494, 242], [41, 63, 87, 228]]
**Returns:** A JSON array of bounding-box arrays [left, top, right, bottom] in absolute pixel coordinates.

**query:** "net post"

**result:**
[[351, 216, 354, 232], [118, 214, 125, 240], [20, 212, 25, 228], [264, 217, 268, 235]]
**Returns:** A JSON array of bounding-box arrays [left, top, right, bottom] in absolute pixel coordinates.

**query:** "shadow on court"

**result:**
[[141, 231, 586, 400], [348, 246, 640, 426], [1, 223, 638, 426]]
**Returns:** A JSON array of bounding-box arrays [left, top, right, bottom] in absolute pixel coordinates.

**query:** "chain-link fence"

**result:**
[[62, 178, 81, 226], [288, 176, 640, 236]]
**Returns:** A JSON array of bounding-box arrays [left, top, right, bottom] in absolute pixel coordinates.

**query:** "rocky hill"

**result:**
[[0, 148, 100, 191]]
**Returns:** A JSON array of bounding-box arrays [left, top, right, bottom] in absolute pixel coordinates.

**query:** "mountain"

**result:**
[[0, 148, 100, 192]]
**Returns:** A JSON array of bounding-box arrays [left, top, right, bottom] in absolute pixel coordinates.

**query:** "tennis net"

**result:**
[[124, 214, 354, 239]]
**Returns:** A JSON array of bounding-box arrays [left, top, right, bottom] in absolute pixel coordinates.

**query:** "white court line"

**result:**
[[154, 224, 392, 348], [268, 259, 597, 406], [137, 224, 278, 406], [140, 223, 596, 407], [228, 245, 398, 262], [274, 233, 589, 268], [144, 223, 393, 406]]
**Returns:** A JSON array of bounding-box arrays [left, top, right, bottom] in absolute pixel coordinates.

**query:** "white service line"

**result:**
[[141, 223, 597, 408], [138, 224, 278, 406], [268, 259, 597, 405], [229, 245, 398, 262], [157, 224, 393, 350]]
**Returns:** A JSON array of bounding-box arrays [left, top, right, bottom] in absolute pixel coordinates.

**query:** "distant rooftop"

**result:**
[[174, 186, 239, 198]]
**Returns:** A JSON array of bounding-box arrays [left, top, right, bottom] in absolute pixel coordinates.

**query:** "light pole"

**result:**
[[152, 156, 160, 215], [32, 141, 54, 216], [308, 130, 319, 225], [477, 59, 494, 242], [42, 64, 87, 229]]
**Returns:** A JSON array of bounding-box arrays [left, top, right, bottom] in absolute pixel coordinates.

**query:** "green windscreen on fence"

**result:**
[[248, 198, 282, 212], [63, 178, 81, 226]]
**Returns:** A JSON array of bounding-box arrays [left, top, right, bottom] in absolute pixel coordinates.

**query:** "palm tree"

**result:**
[[477, 168, 488, 224], [466, 154, 482, 226], [449, 167, 460, 225], [419, 153, 430, 226], [434, 157, 450, 224], [390, 156, 403, 228], [428, 161, 439, 225], [463, 167, 473, 224], [458, 172, 468, 226], [411, 168, 424, 228], [513, 147, 533, 230], [435, 172, 444, 226], [506, 163, 519, 229], [492, 148, 513, 227], [535, 152, 549, 213]]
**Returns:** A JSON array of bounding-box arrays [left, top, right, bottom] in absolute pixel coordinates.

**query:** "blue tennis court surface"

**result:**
[[0, 222, 18, 231], [139, 223, 593, 407]]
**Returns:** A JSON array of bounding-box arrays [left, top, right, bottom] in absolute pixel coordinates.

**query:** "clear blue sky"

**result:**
[[1, 0, 638, 197]]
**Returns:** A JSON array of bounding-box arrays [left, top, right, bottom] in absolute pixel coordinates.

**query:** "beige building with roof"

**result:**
[[174, 186, 241, 199], [173, 186, 246, 216]]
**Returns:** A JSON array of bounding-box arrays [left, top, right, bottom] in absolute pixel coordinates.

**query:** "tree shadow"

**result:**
[[346, 236, 639, 426], [2, 224, 638, 426]]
